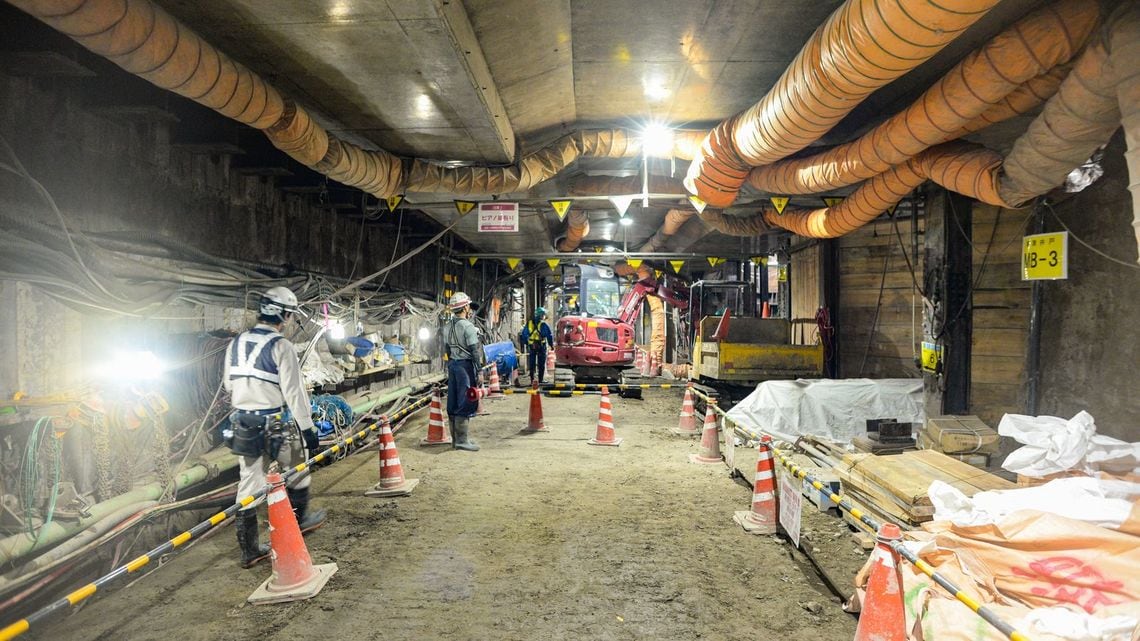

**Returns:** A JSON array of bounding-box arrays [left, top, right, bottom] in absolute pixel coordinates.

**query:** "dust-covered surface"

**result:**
[[32, 390, 857, 641]]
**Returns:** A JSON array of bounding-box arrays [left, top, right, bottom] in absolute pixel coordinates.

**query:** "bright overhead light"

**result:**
[[619, 216, 633, 226], [328, 322, 346, 339], [641, 122, 674, 157], [417, 326, 431, 341], [642, 75, 670, 102], [98, 350, 165, 382]]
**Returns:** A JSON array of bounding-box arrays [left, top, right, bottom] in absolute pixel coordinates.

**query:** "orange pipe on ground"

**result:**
[[747, 0, 1098, 195], [685, 0, 1003, 207]]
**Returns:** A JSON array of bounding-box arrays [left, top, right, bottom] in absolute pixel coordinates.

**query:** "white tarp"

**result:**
[[928, 477, 1140, 531], [724, 378, 924, 443]]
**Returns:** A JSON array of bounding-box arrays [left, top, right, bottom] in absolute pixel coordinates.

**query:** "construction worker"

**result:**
[[223, 286, 326, 568], [444, 292, 481, 452], [520, 306, 554, 384]]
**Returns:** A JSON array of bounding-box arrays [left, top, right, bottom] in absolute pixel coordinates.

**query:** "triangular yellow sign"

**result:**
[[549, 199, 572, 221], [688, 195, 707, 213], [887, 202, 899, 216], [822, 196, 843, 208], [454, 200, 476, 215], [655, 269, 663, 279], [770, 196, 789, 214], [750, 256, 768, 267], [594, 246, 603, 253], [707, 257, 724, 267], [386, 194, 404, 212], [627, 258, 643, 269], [546, 258, 560, 271], [468, 257, 478, 266], [507, 258, 521, 270], [670, 260, 684, 274]]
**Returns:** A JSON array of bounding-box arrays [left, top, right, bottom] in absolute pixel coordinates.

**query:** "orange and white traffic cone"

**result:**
[[476, 378, 489, 416], [247, 472, 337, 604], [734, 435, 778, 534], [510, 367, 519, 387], [420, 386, 452, 446], [588, 385, 622, 446], [545, 349, 556, 378], [520, 380, 548, 432], [640, 350, 652, 376], [365, 418, 419, 497], [488, 365, 503, 397], [673, 384, 700, 436], [634, 349, 645, 373], [854, 523, 906, 641], [689, 402, 723, 464]]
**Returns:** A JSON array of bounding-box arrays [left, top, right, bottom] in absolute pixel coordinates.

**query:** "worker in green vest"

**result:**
[[520, 307, 554, 384]]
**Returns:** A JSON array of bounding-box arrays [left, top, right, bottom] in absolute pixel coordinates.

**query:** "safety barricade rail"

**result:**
[[686, 387, 1031, 641], [0, 392, 435, 641]]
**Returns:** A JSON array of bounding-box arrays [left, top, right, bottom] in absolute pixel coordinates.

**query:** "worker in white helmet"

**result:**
[[443, 292, 481, 451], [222, 286, 326, 568]]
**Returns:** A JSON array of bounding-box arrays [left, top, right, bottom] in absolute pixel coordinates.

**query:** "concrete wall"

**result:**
[[1036, 134, 1140, 442]]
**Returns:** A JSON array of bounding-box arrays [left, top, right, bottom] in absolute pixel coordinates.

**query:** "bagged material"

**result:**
[[928, 477, 1140, 532], [999, 412, 1140, 477], [724, 378, 923, 443]]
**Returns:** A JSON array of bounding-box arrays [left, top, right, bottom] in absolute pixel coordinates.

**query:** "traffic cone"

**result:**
[[689, 402, 723, 464], [673, 384, 700, 436], [640, 350, 652, 376], [520, 380, 548, 432], [545, 349, 556, 378], [761, 301, 771, 318], [420, 386, 452, 446], [247, 472, 337, 604], [588, 386, 622, 446], [634, 349, 645, 373], [854, 523, 906, 641], [488, 365, 504, 397], [365, 418, 419, 497], [476, 380, 489, 416], [510, 367, 519, 387], [734, 435, 777, 534]]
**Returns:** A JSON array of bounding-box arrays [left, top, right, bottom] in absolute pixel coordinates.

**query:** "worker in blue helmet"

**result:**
[[520, 306, 554, 384]]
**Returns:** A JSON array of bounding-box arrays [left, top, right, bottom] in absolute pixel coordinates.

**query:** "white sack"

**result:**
[[999, 411, 1140, 477], [1022, 606, 1137, 641], [928, 477, 1140, 530], [723, 378, 923, 443]]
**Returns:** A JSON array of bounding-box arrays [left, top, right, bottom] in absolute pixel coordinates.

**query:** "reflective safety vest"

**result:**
[[228, 327, 284, 385], [527, 320, 545, 345]]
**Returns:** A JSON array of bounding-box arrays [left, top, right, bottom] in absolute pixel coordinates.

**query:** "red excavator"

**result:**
[[554, 264, 687, 386]]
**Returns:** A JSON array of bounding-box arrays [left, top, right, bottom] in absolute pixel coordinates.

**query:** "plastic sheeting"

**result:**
[[999, 411, 1140, 477], [724, 378, 923, 443], [929, 477, 1140, 533]]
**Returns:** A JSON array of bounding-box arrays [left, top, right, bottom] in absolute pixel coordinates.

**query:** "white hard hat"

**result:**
[[448, 291, 472, 310], [260, 286, 299, 318]]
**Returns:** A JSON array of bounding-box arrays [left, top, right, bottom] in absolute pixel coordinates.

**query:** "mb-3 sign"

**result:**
[[477, 202, 519, 233]]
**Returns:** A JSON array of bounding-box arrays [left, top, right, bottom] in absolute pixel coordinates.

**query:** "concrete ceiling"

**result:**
[[150, 0, 1044, 258]]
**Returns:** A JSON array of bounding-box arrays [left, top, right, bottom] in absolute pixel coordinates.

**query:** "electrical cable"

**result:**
[[1045, 201, 1140, 270]]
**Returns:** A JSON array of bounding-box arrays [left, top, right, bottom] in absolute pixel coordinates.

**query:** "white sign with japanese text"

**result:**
[[477, 202, 519, 232], [777, 467, 802, 548]]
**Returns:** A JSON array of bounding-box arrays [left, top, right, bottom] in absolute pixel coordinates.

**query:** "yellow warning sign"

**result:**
[[778, 265, 788, 282], [507, 258, 521, 270], [654, 269, 663, 279], [627, 258, 643, 269], [594, 247, 603, 253], [1022, 232, 1068, 281], [468, 257, 478, 266], [770, 196, 789, 214], [920, 341, 942, 374], [454, 200, 476, 216], [887, 202, 899, 216], [670, 260, 685, 274], [822, 196, 843, 208], [688, 195, 707, 213], [546, 258, 560, 271], [707, 257, 725, 267], [386, 195, 404, 212], [750, 256, 768, 266], [549, 199, 572, 221]]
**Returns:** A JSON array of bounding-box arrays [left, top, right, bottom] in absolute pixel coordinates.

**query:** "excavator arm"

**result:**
[[615, 277, 689, 324]]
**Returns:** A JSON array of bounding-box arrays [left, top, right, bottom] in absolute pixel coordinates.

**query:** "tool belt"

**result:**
[[224, 409, 294, 458]]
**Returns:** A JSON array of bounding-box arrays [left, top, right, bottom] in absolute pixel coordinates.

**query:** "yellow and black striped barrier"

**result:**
[[0, 393, 435, 641], [686, 387, 1031, 641]]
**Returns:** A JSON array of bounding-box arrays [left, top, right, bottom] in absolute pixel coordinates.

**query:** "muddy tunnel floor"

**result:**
[[34, 389, 859, 641]]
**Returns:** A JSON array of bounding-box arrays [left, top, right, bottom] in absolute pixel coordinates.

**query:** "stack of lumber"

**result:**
[[834, 449, 1014, 526]]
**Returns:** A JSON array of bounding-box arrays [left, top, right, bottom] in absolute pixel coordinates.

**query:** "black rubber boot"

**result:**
[[453, 417, 480, 452], [287, 486, 327, 535], [236, 510, 270, 569]]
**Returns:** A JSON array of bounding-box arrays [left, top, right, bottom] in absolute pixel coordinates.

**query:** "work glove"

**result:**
[[302, 428, 321, 456]]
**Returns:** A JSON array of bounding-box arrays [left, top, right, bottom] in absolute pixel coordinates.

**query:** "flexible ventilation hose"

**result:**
[[555, 210, 590, 251], [747, 0, 1098, 195], [684, 0, 1003, 207]]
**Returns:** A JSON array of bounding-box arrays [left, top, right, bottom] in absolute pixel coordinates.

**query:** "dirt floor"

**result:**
[[32, 389, 860, 641]]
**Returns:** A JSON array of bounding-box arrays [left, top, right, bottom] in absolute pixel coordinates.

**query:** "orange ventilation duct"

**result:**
[[747, 0, 1098, 195], [684, 0, 1003, 207], [555, 210, 590, 252], [640, 209, 696, 251], [764, 30, 1121, 239]]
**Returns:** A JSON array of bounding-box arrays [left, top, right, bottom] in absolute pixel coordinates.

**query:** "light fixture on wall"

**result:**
[[417, 326, 431, 341]]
